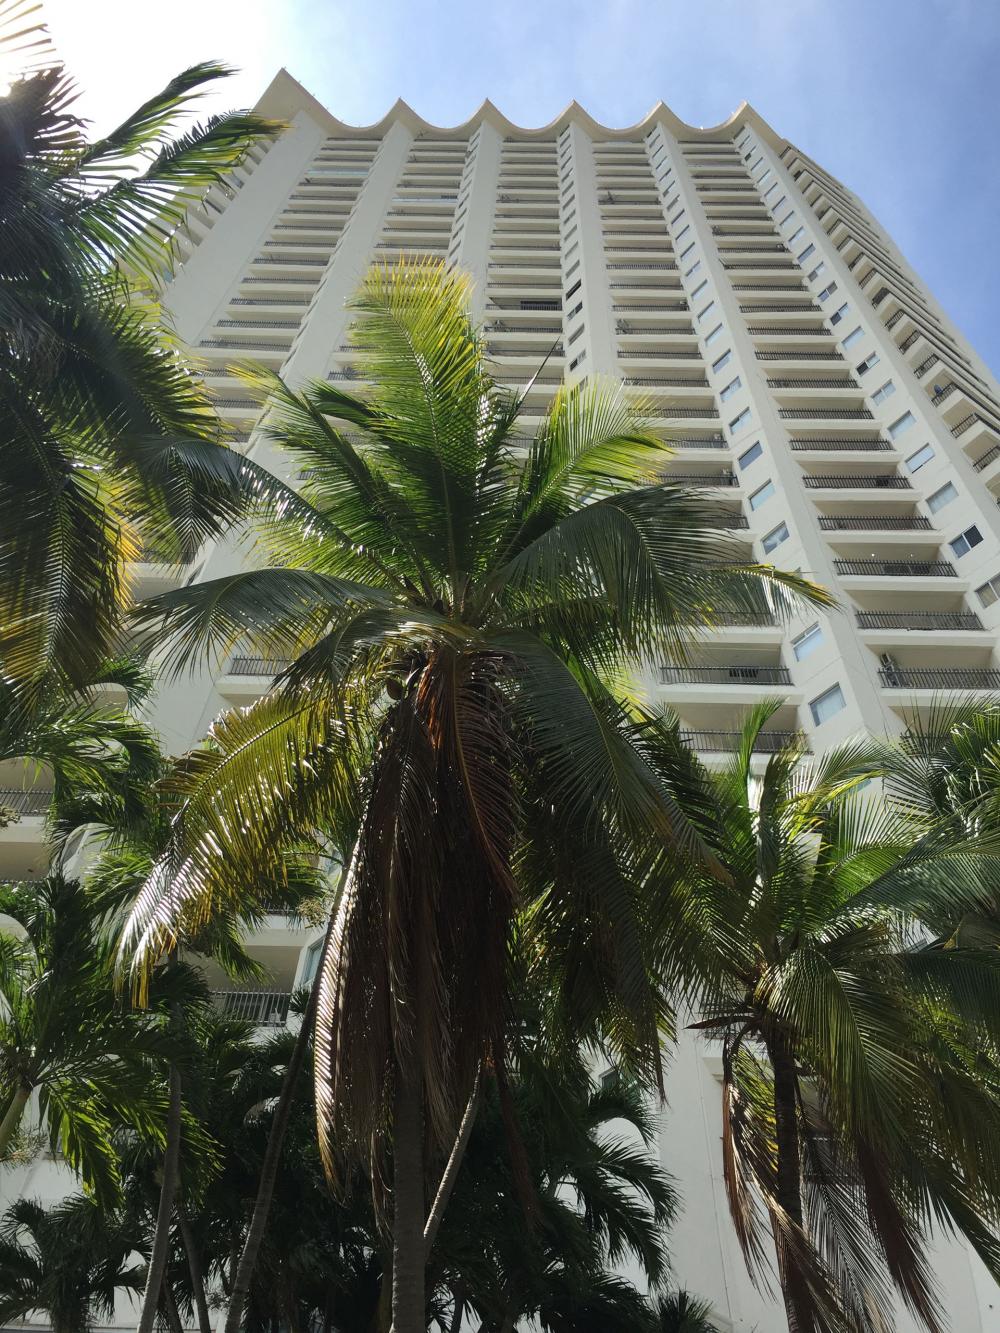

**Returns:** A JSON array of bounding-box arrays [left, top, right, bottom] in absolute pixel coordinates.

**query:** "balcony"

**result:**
[[834, 559, 955, 578], [790, 438, 891, 453], [660, 666, 792, 685], [803, 475, 909, 490], [879, 667, 1000, 690], [779, 408, 874, 421], [855, 611, 984, 632], [213, 990, 292, 1027], [666, 472, 739, 487], [0, 789, 51, 817], [681, 730, 809, 753], [767, 377, 858, 390], [818, 515, 932, 531]]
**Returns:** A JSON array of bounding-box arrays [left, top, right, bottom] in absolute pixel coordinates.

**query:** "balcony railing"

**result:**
[[953, 412, 998, 440], [0, 789, 52, 816], [819, 515, 931, 531], [213, 990, 292, 1027], [681, 730, 809, 753], [767, 377, 858, 390], [227, 656, 292, 676], [975, 444, 1000, 472], [667, 472, 739, 487], [703, 610, 777, 626], [855, 611, 984, 632], [790, 438, 890, 452], [660, 666, 792, 685], [623, 375, 708, 387], [747, 326, 830, 336], [755, 350, 844, 362], [834, 559, 955, 578], [879, 668, 1000, 690], [779, 408, 874, 420], [803, 474, 909, 489]]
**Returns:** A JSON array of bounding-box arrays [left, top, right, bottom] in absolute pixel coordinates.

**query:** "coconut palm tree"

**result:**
[[641, 702, 1000, 1333], [122, 259, 832, 1333], [0, 1194, 144, 1333], [0, 1, 286, 693]]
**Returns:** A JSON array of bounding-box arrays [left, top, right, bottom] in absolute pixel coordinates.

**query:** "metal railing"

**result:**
[[681, 730, 809, 753], [704, 610, 777, 626], [623, 375, 709, 387], [200, 338, 290, 352], [767, 377, 858, 390], [252, 255, 328, 266], [819, 515, 931, 531], [953, 412, 997, 439], [660, 666, 792, 685], [803, 474, 908, 488], [618, 350, 702, 360], [213, 990, 292, 1027], [667, 473, 738, 487], [218, 319, 301, 329], [855, 611, 983, 632], [834, 559, 955, 578], [747, 326, 830, 336], [739, 303, 819, 313], [755, 351, 844, 362], [0, 789, 52, 816], [780, 408, 874, 420], [879, 668, 1000, 690], [227, 656, 291, 676], [975, 444, 1000, 472], [790, 439, 890, 452]]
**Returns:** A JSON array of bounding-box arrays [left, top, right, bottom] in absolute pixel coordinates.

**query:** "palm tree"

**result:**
[[122, 259, 832, 1333], [0, 2, 287, 693], [0, 876, 170, 1201], [642, 702, 1000, 1333], [653, 1290, 723, 1333], [0, 1194, 144, 1333]]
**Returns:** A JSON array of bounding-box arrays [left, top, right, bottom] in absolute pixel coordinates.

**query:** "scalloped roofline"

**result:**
[[254, 68, 785, 147]]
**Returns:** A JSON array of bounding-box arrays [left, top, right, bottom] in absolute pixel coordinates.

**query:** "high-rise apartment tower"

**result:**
[[5, 70, 1000, 1331]]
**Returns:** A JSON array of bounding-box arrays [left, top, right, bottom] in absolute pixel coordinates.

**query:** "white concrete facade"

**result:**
[[5, 70, 1000, 1330]]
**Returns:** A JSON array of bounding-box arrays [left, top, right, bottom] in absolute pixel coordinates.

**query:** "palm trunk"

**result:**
[[136, 1058, 183, 1333], [447, 1284, 466, 1333], [391, 1051, 426, 1333], [769, 1040, 805, 1333], [0, 1082, 31, 1158], [422, 1072, 481, 1260], [222, 989, 317, 1333], [160, 1279, 184, 1333], [177, 1206, 212, 1333]]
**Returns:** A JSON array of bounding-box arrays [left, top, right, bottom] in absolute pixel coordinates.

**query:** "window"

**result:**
[[749, 479, 775, 510], [720, 376, 743, 403], [830, 302, 850, 325], [872, 380, 896, 406], [569, 350, 586, 371], [301, 938, 324, 987], [566, 279, 581, 301], [810, 683, 847, 726], [690, 279, 708, 302], [773, 194, 787, 211], [712, 349, 733, 374], [950, 525, 983, 558], [680, 242, 696, 260], [600, 1067, 621, 1092], [780, 210, 796, 227], [759, 168, 772, 185], [566, 259, 580, 280], [685, 260, 702, 278], [927, 481, 958, 513], [568, 324, 584, 345], [763, 182, 778, 199], [792, 623, 824, 661], [856, 351, 880, 375], [842, 326, 864, 349], [788, 226, 805, 246], [738, 440, 763, 469], [698, 301, 716, 323], [729, 407, 753, 434], [818, 282, 838, 301], [807, 262, 826, 282], [675, 223, 690, 242], [705, 323, 724, 346], [905, 443, 934, 472], [568, 301, 583, 320], [888, 411, 916, 440], [762, 520, 789, 553], [976, 573, 1000, 608], [797, 243, 816, 262]]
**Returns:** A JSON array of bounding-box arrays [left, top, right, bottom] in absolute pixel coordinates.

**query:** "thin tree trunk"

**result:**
[[222, 989, 318, 1333], [377, 1251, 393, 1333], [0, 1082, 31, 1158], [447, 1283, 466, 1333], [137, 1058, 183, 1333], [177, 1205, 212, 1333], [160, 1279, 184, 1333], [769, 1039, 805, 1333], [391, 1051, 426, 1333], [423, 1071, 481, 1261]]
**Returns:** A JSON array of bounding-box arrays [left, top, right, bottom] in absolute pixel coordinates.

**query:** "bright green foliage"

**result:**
[[642, 702, 1000, 1333]]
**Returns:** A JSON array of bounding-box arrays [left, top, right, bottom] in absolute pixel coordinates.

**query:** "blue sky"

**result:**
[[46, 0, 1000, 375]]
